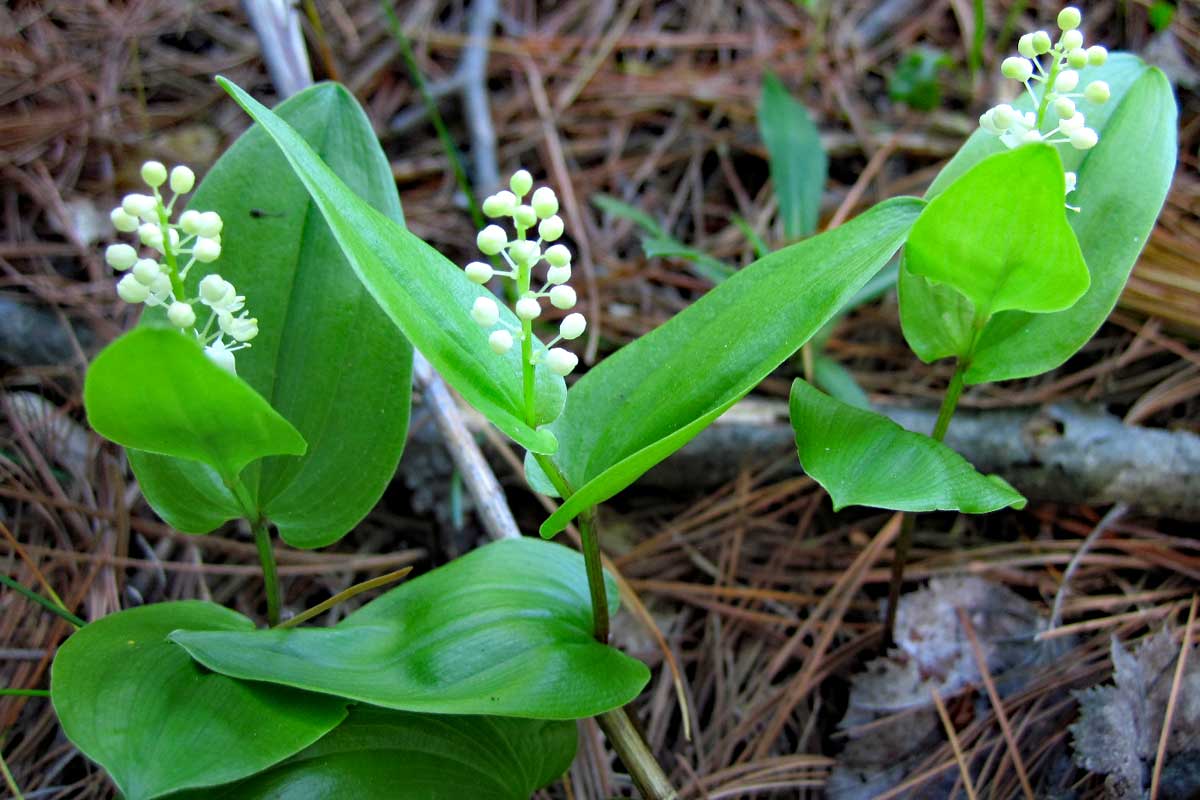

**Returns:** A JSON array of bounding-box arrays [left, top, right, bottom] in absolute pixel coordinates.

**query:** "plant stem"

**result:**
[[275, 567, 412, 629], [577, 510, 610, 642], [154, 199, 186, 300], [251, 518, 281, 626], [932, 363, 967, 442], [0, 689, 49, 698], [597, 708, 677, 799], [0, 575, 83, 628], [0, 742, 24, 800]]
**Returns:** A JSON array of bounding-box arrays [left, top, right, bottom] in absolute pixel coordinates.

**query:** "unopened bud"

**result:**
[[1001, 57, 1034, 82], [465, 261, 493, 284], [488, 329, 514, 354], [132, 258, 161, 286], [1084, 80, 1110, 104], [471, 296, 500, 327], [546, 348, 578, 377], [510, 169, 533, 198], [194, 237, 221, 263], [477, 225, 507, 255], [169, 165, 196, 194], [105, 243, 138, 270], [515, 296, 541, 320], [538, 215, 565, 242], [1068, 127, 1098, 150], [141, 161, 167, 187], [117, 274, 150, 303], [545, 244, 571, 267], [560, 312, 586, 340], [167, 301, 196, 328], [549, 285, 577, 310], [1057, 6, 1081, 31]]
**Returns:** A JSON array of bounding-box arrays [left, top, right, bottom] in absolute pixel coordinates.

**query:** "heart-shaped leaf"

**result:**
[[50, 601, 346, 800], [535, 197, 923, 536], [789, 379, 1026, 513], [216, 77, 564, 455], [904, 144, 1089, 319], [760, 71, 827, 240], [901, 55, 1176, 384], [171, 538, 648, 719], [84, 327, 305, 490], [179, 707, 576, 800], [129, 82, 413, 548]]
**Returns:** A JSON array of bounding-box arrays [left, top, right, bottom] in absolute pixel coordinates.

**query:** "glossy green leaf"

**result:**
[[537, 197, 924, 536], [218, 77, 564, 454], [50, 601, 346, 800], [902, 56, 1177, 383], [172, 538, 648, 719], [183, 707, 576, 800], [131, 83, 413, 548], [905, 144, 1089, 318], [789, 379, 1026, 513], [759, 72, 827, 239], [84, 328, 305, 489]]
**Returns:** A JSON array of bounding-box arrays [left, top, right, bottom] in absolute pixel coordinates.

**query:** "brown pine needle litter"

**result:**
[[3, 1, 1199, 798]]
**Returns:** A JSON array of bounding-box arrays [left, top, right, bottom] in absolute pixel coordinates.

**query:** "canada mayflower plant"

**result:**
[[977, 6, 1110, 209], [105, 160, 258, 374], [466, 169, 586, 384]]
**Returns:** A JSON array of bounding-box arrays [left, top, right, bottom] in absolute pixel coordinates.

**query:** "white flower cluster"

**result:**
[[464, 169, 585, 378], [979, 6, 1110, 205], [104, 161, 257, 374]]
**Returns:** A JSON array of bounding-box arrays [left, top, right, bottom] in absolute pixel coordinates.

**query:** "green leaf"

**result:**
[[132, 82, 414, 548], [50, 601, 346, 800], [789, 379, 1026, 513], [537, 197, 924, 536], [217, 77, 564, 455], [593, 194, 734, 283], [759, 72, 827, 239], [812, 355, 871, 410], [182, 707, 576, 800], [889, 47, 952, 111], [84, 328, 305, 488], [171, 538, 648, 719], [591, 194, 666, 237], [903, 57, 1177, 383], [905, 144, 1089, 319]]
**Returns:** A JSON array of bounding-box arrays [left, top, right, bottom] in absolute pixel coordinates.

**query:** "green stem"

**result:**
[[932, 364, 966, 442], [0, 689, 49, 698], [251, 519, 281, 626], [0, 742, 23, 800], [275, 568, 411, 630], [0, 575, 83, 628], [597, 708, 677, 799], [154, 199, 186, 301], [1035, 57, 1059, 129]]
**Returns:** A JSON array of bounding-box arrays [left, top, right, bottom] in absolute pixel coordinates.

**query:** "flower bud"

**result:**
[[1022, 129, 1044, 143], [538, 215, 564, 242], [122, 193, 157, 220], [510, 169, 533, 197], [167, 301, 196, 328], [195, 211, 223, 238], [141, 161, 167, 187], [546, 348, 578, 377], [117, 273, 150, 303], [477, 225, 507, 255], [560, 312, 586, 340], [1064, 171, 1078, 194], [465, 261, 493, 284], [488, 329, 514, 354], [1017, 33, 1037, 59], [199, 274, 233, 305], [138, 222, 163, 248], [1060, 29, 1084, 51], [1084, 80, 1110, 104], [513, 205, 538, 229], [1001, 57, 1033, 82], [549, 285, 577, 310], [978, 111, 1001, 135], [1086, 45, 1107, 66], [1068, 127, 1098, 150], [531, 187, 559, 219], [1067, 47, 1088, 69], [194, 237, 221, 263], [132, 258, 161, 285], [1054, 97, 1076, 119], [515, 296, 541, 320], [547, 265, 571, 285], [510, 240, 541, 266], [110, 207, 139, 233], [482, 191, 517, 217], [1057, 6, 1081, 31], [179, 209, 202, 235], [990, 104, 1016, 130], [1055, 70, 1079, 92], [1032, 30, 1052, 54], [147, 273, 173, 305], [545, 244, 571, 267], [169, 165, 196, 194], [471, 296, 500, 327], [1059, 111, 1086, 132], [105, 243, 138, 270]]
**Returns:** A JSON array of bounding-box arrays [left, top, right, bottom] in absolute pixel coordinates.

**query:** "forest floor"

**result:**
[[2, 1, 1199, 798]]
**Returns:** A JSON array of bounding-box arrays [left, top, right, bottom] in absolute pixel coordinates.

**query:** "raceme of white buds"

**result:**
[[979, 6, 1111, 209], [105, 160, 257, 375], [464, 170, 587, 378]]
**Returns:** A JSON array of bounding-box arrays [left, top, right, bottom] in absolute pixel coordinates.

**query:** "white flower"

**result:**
[[1067, 47, 1089, 69], [509, 169, 533, 197], [1054, 70, 1079, 93], [116, 274, 150, 303], [545, 244, 571, 267], [531, 187, 559, 219], [513, 205, 537, 229], [510, 240, 540, 266], [1054, 97, 1076, 119], [465, 261, 493, 284], [138, 223, 163, 248], [179, 209, 203, 235], [204, 339, 238, 375], [195, 211, 223, 239], [1060, 29, 1084, 51], [141, 161, 167, 187], [144, 273, 173, 306], [546, 348, 578, 377], [538, 215, 564, 242], [1084, 80, 1110, 104], [1064, 171, 1078, 194], [105, 243, 137, 270], [1017, 33, 1037, 58], [559, 313, 586, 340], [1032, 30, 1052, 54], [132, 258, 161, 286], [549, 285, 577, 310], [1059, 112, 1086, 132], [488, 330, 514, 354], [1068, 127, 1098, 150], [122, 193, 157, 219], [482, 191, 517, 217], [219, 311, 259, 342], [110, 208, 139, 233], [1086, 45, 1107, 66], [1057, 6, 1082, 31], [515, 296, 541, 320], [169, 165, 196, 194], [167, 301, 196, 328], [547, 265, 571, 285], [471, 296, 500, 327], [199, 275, 244, 313], [194, 237, 221, 263], [1001, 57, 1033, 82], [477, 225, 507, 255]]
